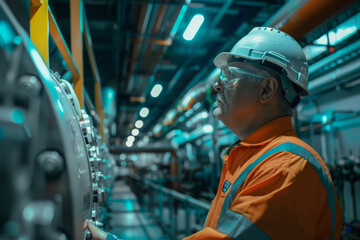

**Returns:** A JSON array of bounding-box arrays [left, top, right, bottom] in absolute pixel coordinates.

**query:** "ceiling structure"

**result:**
[[50, 0, 289, 143]]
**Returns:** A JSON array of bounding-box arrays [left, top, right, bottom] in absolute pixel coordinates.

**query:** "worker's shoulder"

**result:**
[[265, 134, 330, 177], [273, 134, 323, 161]]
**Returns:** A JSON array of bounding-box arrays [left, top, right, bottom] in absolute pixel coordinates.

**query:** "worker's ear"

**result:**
[[258, 77, 278, 104]]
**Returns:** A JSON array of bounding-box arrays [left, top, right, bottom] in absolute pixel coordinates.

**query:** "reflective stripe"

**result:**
[[217, 208, 271, 240], [217, 142, 336, 239]]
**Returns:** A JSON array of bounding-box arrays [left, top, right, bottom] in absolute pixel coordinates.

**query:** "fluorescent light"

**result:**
[[183, 14, 204, 41], [132, 129, 139, 136], [126, 141, 133, 147], [139, 107, 149, 118], [135, 120, 144, 128], [150, 84, 163, 98], [127, 135, 135, 142]]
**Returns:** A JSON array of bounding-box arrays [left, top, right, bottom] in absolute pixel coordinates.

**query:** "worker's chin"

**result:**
[[213, 106, 225, 119]]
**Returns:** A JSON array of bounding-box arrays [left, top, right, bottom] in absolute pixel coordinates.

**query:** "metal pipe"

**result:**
[[309, 39, 360, 75], [266, 0, 357, 40], [309, 58, 360, 93]]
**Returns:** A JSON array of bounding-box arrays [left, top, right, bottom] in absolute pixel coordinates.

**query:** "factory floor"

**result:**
[[107, 181, 171, 240]]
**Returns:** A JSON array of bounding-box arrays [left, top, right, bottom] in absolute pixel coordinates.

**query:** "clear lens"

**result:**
[[220, 66, 266, 88]]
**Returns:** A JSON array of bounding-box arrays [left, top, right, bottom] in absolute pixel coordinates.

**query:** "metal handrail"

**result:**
[[130, 174, 211, 210]]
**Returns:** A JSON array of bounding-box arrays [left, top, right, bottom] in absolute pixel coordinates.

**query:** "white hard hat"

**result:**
[[213, 27, 309, 106]]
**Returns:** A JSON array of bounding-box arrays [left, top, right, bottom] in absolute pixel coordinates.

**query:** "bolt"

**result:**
[[37, 151, 64, 179], [18, 75, 41, 96]]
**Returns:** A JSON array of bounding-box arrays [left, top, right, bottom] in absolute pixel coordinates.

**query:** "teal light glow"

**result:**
[[11, 109, 25, 124], [125, 200, 134, 211], [170, 5, 188, 37], [183, 14, 204, 41], [150, 84, 163, 98], [322, 115, 328, 124]]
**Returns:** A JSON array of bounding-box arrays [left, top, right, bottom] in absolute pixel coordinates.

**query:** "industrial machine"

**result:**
[[0, 1, 116, 239]]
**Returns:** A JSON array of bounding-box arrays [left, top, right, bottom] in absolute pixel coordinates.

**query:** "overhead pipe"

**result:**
[[308, 57, 360, 94], [265, 0, 357, 40], [309, 39, 360, 75], [178, 82, 207, 112]]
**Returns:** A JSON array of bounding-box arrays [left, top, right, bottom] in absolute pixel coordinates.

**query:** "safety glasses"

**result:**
[[220, 65, 266, 88]]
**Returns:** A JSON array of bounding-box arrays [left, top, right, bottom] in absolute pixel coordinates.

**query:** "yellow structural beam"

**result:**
[[30, 0, 49, 66], [71, 0, 84, 108], [84, 10, 105, 141], [49, 8, 80, 82]]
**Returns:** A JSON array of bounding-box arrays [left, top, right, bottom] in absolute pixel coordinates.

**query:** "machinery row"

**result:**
[[0, 2, 117, 239]]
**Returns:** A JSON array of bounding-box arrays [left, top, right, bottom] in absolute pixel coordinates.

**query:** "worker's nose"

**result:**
[[213, 80, 224, 93]]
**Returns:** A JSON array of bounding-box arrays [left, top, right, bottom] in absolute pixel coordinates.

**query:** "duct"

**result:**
[[308, 57, 360, 94], [264, 0, 309, 30], [265, 0, 357, 40]]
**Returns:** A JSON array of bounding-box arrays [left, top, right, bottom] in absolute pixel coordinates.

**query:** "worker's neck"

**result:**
[[233, 112, 287, 141]]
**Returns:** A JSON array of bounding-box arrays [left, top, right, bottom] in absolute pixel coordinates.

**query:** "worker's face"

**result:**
[[213, 63, 264, 129]]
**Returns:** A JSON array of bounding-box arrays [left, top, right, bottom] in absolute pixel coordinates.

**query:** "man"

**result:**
[[84, 27, 343, 240]]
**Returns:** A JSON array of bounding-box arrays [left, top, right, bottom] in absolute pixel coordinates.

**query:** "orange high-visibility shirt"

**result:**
[[185, 116, 343, 240]]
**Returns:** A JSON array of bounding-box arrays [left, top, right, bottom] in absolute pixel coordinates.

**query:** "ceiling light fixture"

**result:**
[[135, 120, 144, 128], [150, 84, 163, 98], [132, 129, 139, 136], [139, 107, 149, 118], [183, 14, 204, 41], [127, 135, 135, 142]]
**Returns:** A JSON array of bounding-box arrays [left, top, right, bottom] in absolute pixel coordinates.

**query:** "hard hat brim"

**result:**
[[213, 52, 232, 69]]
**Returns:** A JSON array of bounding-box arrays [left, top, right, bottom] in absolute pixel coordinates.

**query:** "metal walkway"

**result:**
[[108, 181, 171, 240]]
